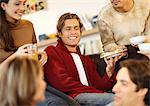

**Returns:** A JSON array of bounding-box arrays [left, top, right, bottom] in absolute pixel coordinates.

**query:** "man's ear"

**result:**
[[138, 88, 148, 97], [80, 27, 84, 33], [1, 2, 7, 10], [57, 32, 62, 37]]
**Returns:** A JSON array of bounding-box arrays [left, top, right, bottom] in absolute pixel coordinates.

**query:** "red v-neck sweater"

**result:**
[[44, 39, 116, 98]]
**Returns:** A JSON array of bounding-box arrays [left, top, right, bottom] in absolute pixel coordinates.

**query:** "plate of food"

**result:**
[[101, 50, 124, 59]]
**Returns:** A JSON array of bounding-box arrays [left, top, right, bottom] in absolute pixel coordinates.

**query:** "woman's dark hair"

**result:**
[[0, 0, 17, 51]]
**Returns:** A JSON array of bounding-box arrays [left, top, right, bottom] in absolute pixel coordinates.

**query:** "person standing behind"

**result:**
[[0, 56, 46, 106], [44, 13, 117, 106], [0, 0, 47, 65], [109, 59, 150, 106], [98, 0, 150, 52]]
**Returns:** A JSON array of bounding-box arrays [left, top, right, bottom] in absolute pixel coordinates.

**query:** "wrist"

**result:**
[[106, 69, 114, 78]]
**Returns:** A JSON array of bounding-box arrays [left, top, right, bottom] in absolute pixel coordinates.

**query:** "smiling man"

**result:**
[[112, 59, 150, 106], [44, 13, 117, 106]]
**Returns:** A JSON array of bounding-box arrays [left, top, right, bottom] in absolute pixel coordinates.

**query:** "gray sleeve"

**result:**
[[97, 19, 118, 52], [144, 11, 150, 42]]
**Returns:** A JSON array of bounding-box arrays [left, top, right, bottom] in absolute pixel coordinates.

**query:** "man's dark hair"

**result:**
[[120, 59, 150, 105]]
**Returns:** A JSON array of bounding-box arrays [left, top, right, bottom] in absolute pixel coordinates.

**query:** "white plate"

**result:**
[[129, 36, 146, 45], [138, 43, 150, 51], [138, 51, 150, 55], [101, 51, 123, 59]]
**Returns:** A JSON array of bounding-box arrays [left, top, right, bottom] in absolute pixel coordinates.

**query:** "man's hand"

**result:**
[[38, 51, 48, 66], [104, 56, 119, 78], [116, 45, 128, 59]]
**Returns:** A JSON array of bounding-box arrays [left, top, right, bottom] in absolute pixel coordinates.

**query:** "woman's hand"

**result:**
[[17, 44, 48, 66], [7, 44, 32, 61], [0, 44, 32, 69], [15, 44, 32, 55]]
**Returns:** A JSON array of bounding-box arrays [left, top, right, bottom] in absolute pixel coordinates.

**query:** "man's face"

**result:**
[[113, 67, 142, 106], [110, 0, 131, 9], [60, 19, 81, 50]]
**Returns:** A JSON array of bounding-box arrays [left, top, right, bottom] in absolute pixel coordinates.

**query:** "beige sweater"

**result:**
[[98, 0, 150, 52], [0, 20, 37, 63]]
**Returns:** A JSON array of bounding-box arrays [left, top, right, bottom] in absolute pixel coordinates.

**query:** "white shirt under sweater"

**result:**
[[71, 53, 89, 86]]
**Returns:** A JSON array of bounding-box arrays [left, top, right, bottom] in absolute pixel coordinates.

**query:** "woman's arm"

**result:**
[[0, 44, 31, 68]]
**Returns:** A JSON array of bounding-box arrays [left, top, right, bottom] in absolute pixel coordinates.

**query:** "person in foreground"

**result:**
[[44, 13, 118, 106], [0, 56, 46, 106], [0, 0, 47, 66], [98, 0, 150, 52], [108, 59, 150, 106]]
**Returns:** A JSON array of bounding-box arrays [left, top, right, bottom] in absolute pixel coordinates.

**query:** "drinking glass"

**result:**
[[27, 44, 38, 61]]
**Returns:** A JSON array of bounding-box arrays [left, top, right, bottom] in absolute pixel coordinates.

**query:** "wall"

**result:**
[[23, 0, 109, 36], [22, 0, 110, 54]]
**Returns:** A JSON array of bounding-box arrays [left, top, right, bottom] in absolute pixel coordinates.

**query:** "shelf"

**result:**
[[37, 27, 99, 48], [37, 38, 57, 48], [82, 27, 99, 36]]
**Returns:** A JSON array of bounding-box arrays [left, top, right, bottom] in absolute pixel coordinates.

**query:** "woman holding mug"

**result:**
[[0, 0, 47, 65]]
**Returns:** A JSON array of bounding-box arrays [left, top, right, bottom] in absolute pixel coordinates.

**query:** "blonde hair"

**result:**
[[0, 56, 42, 106]]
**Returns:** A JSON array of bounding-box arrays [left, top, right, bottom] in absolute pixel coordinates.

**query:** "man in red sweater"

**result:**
[[44, 13, 117, 106]]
